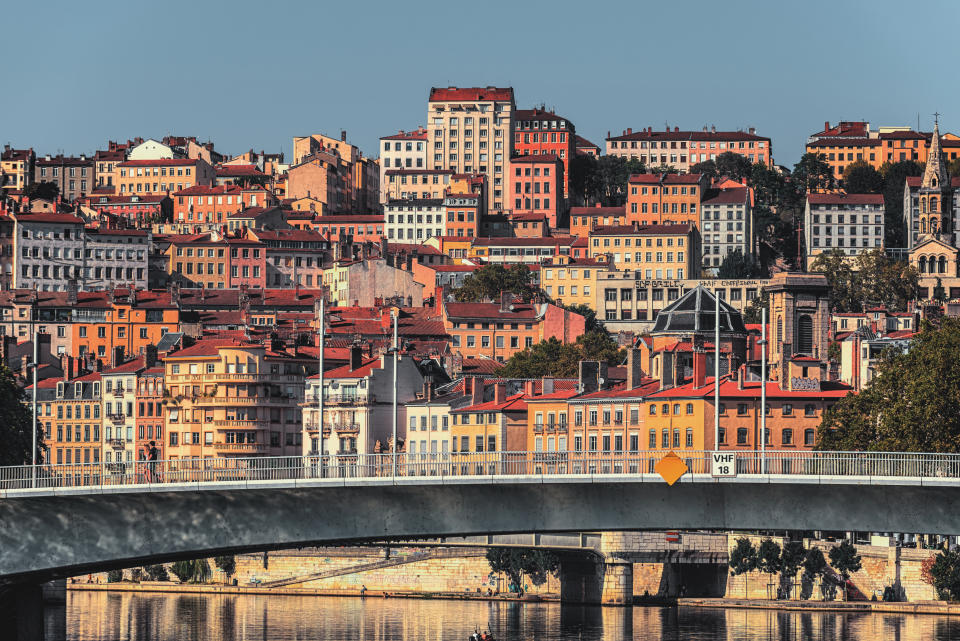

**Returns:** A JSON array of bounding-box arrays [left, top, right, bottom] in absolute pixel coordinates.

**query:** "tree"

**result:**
[[729, 537, 758, 597], [842, 161, 883, 194], [495, 330, 623, 378], [715, 152, 754, 183], [560, 303, 602, 333], [485, 548, 559, 596], [924, 549, 960, 600], [452, 264, 535, 302], [742, 288, 769, 324], [780, 541, 806, 599], [144, 564, 170, 581], [828, 540, 862, 601], [22, 181, 59, 202], [801, 547, 829, 600], [792, 153, 835, 194], [596, 155, 632, 206], [569, 154, 601, 207], [106, 569, 124, 583], [0, 364, 43, 466], [949, 158, 960, 178], [757, 538, 782, 599], [717, 249, 763, 278], [170, 559, 212, 584], [934, 277, 947, 304], [810, 249, 918, 313], [690, 160, 718, 180], [818, 317, 960, 452], [214, 555, 236, 577], [879, 160, 924, 247]]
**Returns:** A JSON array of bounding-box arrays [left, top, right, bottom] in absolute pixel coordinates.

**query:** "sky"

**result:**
[[3, 0, 959, 168]]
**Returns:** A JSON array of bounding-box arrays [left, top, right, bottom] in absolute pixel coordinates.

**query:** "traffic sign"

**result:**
[[711, 452, 736, 477]]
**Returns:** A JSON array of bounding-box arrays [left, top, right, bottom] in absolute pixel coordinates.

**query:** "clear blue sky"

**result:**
[[3, 0, 957, 168]]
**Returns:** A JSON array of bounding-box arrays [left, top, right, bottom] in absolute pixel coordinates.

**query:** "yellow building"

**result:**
[[32, 371, 102, 469], [1, 147, 34, 194], [538, 256, 613, 310], [588, 223, 699, 279], [163, 338, 312, 460]]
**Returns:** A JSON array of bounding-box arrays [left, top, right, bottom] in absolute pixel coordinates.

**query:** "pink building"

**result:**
[[227, 238, 267, 288], [509, 154, 564, 228]]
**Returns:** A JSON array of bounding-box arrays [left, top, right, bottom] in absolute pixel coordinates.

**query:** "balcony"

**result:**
[[213, 419, 272, 430], [213, 441, 269, 454], [108, 438, 125, 450], [324, 394, 374, 406], [533, 424, 544, 433], [193, 396, 294, 406], [111, 387, 125, 397], [336, 448, 358, 456], [107, 413, 125, 423], [330, 422, 360, 433]]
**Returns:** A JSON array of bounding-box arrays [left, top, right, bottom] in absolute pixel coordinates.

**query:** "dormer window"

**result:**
[[56, 382, 64, 398], [74, 382, 82, 397]]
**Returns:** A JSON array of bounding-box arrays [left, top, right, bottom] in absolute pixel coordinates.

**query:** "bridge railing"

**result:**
[[1, 450, 959, 492]]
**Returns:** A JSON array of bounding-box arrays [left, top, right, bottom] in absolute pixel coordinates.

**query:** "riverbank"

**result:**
[[678, 596, 960, 616], [68, 581, 557, 603]]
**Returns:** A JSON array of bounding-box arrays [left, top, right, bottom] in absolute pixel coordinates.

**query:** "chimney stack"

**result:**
[[494, 382, 507, 404], [626, 348, 643, 390], [542, 377, 554, 395], [824, 121, 830, 132], [112, 346, 125, 368], [471, 376, 485, 406], [350, 343, 364, 371], [145, 344, 158, 369], [692, 349, 707, 389], [524, 380, 536, 396], [579, 361, 600, 394]]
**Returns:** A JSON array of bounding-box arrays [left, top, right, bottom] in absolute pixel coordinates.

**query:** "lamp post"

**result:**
[[714, 291, 720, 453], [391, 311, 399, 478], [31, 329, 38, 488], [316, 297, 325, 477], [760, 307, 768, 475]]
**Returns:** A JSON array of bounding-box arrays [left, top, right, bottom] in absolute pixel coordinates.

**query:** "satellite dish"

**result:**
[[330, 381, 339, 389]]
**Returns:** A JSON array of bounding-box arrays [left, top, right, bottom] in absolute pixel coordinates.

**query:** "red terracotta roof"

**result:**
[[429, 87, 514, 102], [216, 165, 266, 177], [118, 159, 197, 167], [321, 356, 383, 379], [452, 392, 528, 413], [629, 173, 704, 185], [807, 193, 884, 205], [511, 154, 560, 163], [702, 187, 750, 205], [515, 109, 569, 123], [590, 223, 693, 236], [808, 138, 881, 148], [445, 301, 543, 320], [575, 135, 600, 150], [569, 206, 625, 216], [174, 185, 242, 196], [13, 212, 85, 224], [381, 129, 429, 141]]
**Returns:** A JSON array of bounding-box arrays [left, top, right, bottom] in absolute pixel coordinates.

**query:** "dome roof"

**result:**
[[652, 286, 746, 334]]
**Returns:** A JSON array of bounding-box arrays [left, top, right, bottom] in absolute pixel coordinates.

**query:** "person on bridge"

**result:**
[[144, 441, 160, 483]]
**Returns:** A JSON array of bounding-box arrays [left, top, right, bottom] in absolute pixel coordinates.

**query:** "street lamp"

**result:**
[[316, 297, 325, 477], [387, 311, 399, 477], [29, 329, 39, 488]]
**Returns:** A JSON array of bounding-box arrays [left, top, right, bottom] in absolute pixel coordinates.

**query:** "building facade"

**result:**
[[606, 127, 772, 170], [804, 193, 884, 262], [513, 109, 575, 197], [379, 128, 428, 204]]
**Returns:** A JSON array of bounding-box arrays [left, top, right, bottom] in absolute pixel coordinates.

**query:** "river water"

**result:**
[[63, 590, 960, 641]]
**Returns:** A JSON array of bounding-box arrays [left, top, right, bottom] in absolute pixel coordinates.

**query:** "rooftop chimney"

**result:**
[[692, 349, 707, 389], [542, 377, 555, 395], [471, 376, 485, 406], [341, 130, 347, 142], [494, 382, 507, 404], [626, 127, 632, 135], [579, 361, 600, 394], [626, 348, 643, 390], [824, 121, 830, 132], [350, 343, 364, 371], [112, 346, 125, 368], [144, 344, 158, 369]]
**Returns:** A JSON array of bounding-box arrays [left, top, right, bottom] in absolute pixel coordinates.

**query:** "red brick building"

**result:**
[[513, 109, 576, 196], [227, 238, 267, 288], [308, 215, 385, 243], [509, 154, 564, 228]]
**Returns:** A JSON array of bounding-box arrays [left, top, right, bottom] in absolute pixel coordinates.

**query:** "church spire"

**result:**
[[922, 118, 948, 189]]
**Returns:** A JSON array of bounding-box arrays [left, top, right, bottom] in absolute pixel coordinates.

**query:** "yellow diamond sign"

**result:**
[[655, 451, 688, 486]]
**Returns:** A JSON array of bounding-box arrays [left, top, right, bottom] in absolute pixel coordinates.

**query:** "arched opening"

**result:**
[[918, 256, 927, 273], [940, 256, 947, 273], [796, 315, 814, 355], [932, 197, 939, 213]]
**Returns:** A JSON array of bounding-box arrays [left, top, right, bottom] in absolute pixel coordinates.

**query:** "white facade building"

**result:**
[[384, 198, 445, 242]]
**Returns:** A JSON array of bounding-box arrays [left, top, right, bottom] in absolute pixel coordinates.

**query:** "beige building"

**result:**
[[163, 338, 312, 460], [384, 169, 453, 201], [427, 86, 515, 212], [292, 132, 379, 212], [114, 158, 215, 196], [379, 128, 428, 203], [324, 257, 425, 307], [1, 146, 34, 194]]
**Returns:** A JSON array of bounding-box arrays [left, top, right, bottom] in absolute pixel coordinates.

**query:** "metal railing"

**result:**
[[1, 450, 959, 493]]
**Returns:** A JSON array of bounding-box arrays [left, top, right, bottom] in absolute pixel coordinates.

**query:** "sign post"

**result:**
[[711, 452, 736, 477]]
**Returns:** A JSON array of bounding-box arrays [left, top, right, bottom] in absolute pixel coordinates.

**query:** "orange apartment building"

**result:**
[[806, 120, 960, 182], [115, 158, 215, 196], [164, 234, 230, 289], [444, 193, 481, 237], [509, 154, 564, 228], [173, 185, 275, 225], [626, 173, 708, 228], [442, 298, 585, 362], [70, 289, 180, 362], [570, 205, 625, 238], [513, 108, 575, 196]]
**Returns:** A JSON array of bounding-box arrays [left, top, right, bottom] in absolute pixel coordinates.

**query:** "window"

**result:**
[[736, 428, 748, 445], [648, 430, 656, 449], [804, 403, 816, 417], [782, 403, 793, 416], [804, 429, 815, 446], [782, 429, 793, 445]]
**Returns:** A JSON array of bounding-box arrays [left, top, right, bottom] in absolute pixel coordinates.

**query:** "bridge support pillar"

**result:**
[[559, 556, 603, 604], [0, 580, 64, 641], [600, 559, 633, 605]]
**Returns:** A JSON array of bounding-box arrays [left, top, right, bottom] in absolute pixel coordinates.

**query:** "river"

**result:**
[[61, 590, 960, 641]]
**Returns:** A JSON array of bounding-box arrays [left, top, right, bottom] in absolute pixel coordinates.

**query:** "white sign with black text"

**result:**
[[711, 452, 737, 477]]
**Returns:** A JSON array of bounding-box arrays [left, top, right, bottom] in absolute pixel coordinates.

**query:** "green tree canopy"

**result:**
[[809, 248, 919, 312], [486, 548, 559, 596], [214, 555, 236, 575], [802, 547, 828, 588], [793, 153, 835, 194], [569, 154, 601, 207], [926, 548, 960, 600], [842, 161, 883, 194], [495, 330, 624, 378], [729, 537, 757, 576], [715, 152, 754, 182], [742, 288, 769, 324], [828, 540, 862, 601], [818, 317, 960, 452], [717, 249, 764, 278], [780, 541, 806, 583], [690, 159, 718, 180], [452, 265, 535, 302], [170, 559, 211, 584], [879, 160, 924, 247], [22, 181, 60, 202], [0, 364, 43, 466]]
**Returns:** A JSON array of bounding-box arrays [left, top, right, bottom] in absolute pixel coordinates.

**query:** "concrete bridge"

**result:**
[[2, 450, 959, 639]]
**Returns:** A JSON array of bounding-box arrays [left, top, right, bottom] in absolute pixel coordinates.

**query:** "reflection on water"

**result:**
[[65, 590, 960, 641]]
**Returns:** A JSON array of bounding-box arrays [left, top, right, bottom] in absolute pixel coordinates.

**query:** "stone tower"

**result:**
[[918, 119, 951, 240], [766, 272, 830, 380]]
